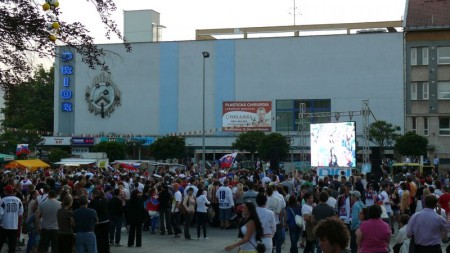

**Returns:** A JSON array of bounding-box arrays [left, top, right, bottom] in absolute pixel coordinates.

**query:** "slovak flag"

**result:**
[[16, 144, 31, 156], [219, 152, 238, 168]]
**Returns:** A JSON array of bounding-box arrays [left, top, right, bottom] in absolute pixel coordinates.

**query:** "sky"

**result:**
[[58, 0, 407, 43]]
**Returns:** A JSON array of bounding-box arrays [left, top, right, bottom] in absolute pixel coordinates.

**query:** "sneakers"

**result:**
[[115, 243, 123, 247], [109, 242, 114, 246], [204, 237, 208, 240]]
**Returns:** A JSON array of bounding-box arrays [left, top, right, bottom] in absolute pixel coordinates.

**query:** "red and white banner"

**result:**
[[222, 101, 272, 132], [219, 152, 238, 168]]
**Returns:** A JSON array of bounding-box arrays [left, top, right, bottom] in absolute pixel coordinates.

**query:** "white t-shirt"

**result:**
[[0, 196, 24, 229], [172, 191, 182, 212], [196, 194, 210, 213], [301, 204, 313, 217], [379, 191, 392, 213]]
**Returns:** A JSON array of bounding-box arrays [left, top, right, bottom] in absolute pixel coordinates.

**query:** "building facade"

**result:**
[[404, 0, 450, 163], [54, 26, 404, 161]]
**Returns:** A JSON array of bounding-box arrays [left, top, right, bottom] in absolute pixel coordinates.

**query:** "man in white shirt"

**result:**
[[267, 186, 284, 253], [379, 183, 393, 232], [256, 193, 276, 253], [0, 185, 24, 253], [171, 183, 182, 238], [216, 179, 234, 229], [184, 178, 199, 197]]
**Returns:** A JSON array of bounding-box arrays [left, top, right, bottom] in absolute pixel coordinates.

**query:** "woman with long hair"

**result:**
[[225, 202, 263, 253], [286, 195, 302, 253]]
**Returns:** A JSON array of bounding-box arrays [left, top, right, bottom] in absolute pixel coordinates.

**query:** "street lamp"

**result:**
[[202, 51, 210, 175]]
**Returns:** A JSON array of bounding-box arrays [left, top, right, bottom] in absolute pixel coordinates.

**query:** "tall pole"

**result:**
[[202, 51, 210, 175]]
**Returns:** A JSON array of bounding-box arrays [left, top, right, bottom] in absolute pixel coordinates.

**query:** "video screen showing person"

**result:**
[[310, 122, 356, 168]]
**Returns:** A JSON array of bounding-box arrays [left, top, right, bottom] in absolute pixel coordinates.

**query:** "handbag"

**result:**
[[249, 240, 266, 253], [289, 208, 304, 229]]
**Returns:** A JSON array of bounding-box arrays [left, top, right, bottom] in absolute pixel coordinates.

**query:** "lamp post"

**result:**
[[202, 51, 210, 175]]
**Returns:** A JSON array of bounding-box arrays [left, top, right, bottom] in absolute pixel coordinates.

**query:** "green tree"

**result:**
[[0, 124, 44, 158], [2, 65, 54, 131], [92, 141, 127, 162], [394, 131, 428, 157], [232, 131, 265, 163], [0, 0, 130, 87], [48, 148, 70, 163], [257, 133, 290, 163], [368, 120, 401, 159], [149, 136, 185, 161]]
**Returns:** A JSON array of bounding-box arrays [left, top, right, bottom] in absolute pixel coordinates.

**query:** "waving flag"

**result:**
[[16, 144, 30, 156], [219, 152, 238, 168]]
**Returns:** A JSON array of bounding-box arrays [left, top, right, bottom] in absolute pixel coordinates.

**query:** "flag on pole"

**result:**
[[16, 144, 30, 156], [219, 152, 238, 168]]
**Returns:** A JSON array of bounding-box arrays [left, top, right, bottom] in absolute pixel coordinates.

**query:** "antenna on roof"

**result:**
[[289, 0, 302, 25]]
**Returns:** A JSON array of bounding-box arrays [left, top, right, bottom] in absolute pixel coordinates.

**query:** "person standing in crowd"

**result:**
[[183, 187, 196, 240], [196, 187, 210, 240], [337, 182, 352, 228], [356, 204, 391, 253], [73, 195, 98, 253], [126, 189, 146, 247], [255, 193, 276, 253], [145, 188, 160, 234], [56, 195, 74, 253], [224, 202, 264, 253], [242, 181, 258, 205], [407, 194, 450, 253], [314, 217, 350, 253], [286, 195, 302, 253], [158, 184, 173, 235], [302, 192, 316, 253], [266, 186, 282, 253], [207, 180, 220, 227], [37, 190, 60, 253], [171, 183, 182, 238], [88, 189, 110, 253], [434, 154, 440, 171], [378, 183, 393, 232], [0, 185, 24, 253], [108, 189, 124, 246], [393, 214, 410, 253], [312, 191, 336, 253], [216, 179, 234, 230], [349, 191, 365, 253]]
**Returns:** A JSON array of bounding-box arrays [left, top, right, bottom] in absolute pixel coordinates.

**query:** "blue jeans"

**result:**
[[76, 232, 97, 253], [289, 226, 301, 253], [109, 216, 122, 244], [273, 224, 282, 253], [150, 216, 159, 233]]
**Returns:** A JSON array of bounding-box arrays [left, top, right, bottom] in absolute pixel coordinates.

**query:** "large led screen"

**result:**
[[310, 122, 356, 167]]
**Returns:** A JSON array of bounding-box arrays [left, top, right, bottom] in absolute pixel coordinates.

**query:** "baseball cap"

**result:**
[[350, 190, 361, 199]]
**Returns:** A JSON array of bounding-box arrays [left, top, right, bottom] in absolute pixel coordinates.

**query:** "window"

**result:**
[[411, 48, 417, 65], [276, 99, 331, 131], [423, 82, 429, 100], [439, 117, 450, 135], [422, 48, 429, 65], [438, 82, 450, 99], [411, 82, 417, 100], [423, 117, 429, 136], [412, 117, 417, 133], [438, 47, 450, 64]]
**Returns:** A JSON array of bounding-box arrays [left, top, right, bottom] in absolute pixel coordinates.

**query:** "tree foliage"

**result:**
[[394, 131, 428, 157], [257, 133, 290, 161], [368, 120, 401, 158], [0, 124, 44, 156], [92, 141, 127, 162], [48, 147, 69, 163], [2, 65, 54, 131], [0, 0, 130, 87], [149, 136, 185, 161], [232, 131, 265, 161]]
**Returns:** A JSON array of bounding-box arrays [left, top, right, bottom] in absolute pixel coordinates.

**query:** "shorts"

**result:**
[[219, 208, 232, 221]]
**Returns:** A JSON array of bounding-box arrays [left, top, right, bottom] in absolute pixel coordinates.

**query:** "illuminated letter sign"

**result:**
[[60, 51, 75, 112]]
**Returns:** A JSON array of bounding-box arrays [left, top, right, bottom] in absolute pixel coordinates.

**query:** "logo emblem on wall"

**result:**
[[85, 74, 121, 118]]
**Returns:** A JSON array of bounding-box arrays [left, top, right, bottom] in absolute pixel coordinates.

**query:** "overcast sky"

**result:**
[[59, 0, 406, 43]]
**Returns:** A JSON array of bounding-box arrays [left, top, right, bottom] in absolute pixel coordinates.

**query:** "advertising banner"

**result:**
[[222, 101, 272, 132]]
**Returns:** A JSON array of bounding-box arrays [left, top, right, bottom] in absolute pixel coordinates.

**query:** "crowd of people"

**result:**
[[0, 163, 450, 253]]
